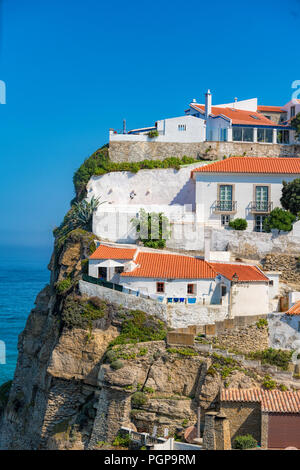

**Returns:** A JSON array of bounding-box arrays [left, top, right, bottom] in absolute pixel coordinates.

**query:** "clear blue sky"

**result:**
[[0, 0, 299, 252]]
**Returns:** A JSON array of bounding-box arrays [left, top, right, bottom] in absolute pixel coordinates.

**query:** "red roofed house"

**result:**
[[88, 243, 275, 317], [218, 388, 300, 449], [109, 90, 297, 146], [192, 156, 300, 232]]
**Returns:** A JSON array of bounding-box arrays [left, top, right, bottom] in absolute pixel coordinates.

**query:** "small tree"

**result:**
[[280, 179, 300, 215], [131, 208, 171, 248], [229, 218, 247, 231], [291, 112, 300, 138], [263, 207, 296, 233]]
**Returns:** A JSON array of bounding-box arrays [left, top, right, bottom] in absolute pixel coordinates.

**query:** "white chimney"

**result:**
[[205, 89, 212, 119], [204, 233, 211, 261], [233, 97, 238, 108]]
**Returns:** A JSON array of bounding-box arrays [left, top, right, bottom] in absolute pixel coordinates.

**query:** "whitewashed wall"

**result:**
[[79, 280, 228, 328], [119, 276, 218, 302], [231, 282, 270, 317], [110, 115, 206, 143]]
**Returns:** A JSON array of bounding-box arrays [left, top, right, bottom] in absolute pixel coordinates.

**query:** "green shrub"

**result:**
[[131, 208, 171, 248], [229, 218, 248, 231], [262, 375, 277, 390], [247, 348, 292, 371], [131, 391, 148, 407], [256, 318, 268, 329], [113, 432, 131, 447], [56, 277, 73, 294], [167, 347, 198, 356], [263, 208, 296, 233], [110, 359, 124, 370], [233, 434, 257, 449], [148, 130, 159, 138], [61, 295, 108, 329]]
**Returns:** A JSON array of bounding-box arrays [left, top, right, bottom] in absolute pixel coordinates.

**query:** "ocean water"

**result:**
[[0, 246, 51, 386]]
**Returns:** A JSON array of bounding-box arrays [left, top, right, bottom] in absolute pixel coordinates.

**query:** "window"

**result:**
[[98, 267, 107, 279], [219, 185, 233, 211], [221, 215, 231, 226], [277, 130, 290, 144], [298, 321, 300, 332], [115, 266, 124, 274], [178, 124, 186, 131], [156, 282, 165, 293], [221, 285, 227, 297], [220, 128, 227, 141], [187, 284, 195, 294], [255, 215, 267, 232], [257, 128, 273, 143], [291, 106, 296, 118], [255, 186, 269, 211], [233, 127, 254, 142]]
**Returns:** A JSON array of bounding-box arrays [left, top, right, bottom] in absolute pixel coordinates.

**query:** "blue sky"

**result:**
[[0, 0, 299, 253]]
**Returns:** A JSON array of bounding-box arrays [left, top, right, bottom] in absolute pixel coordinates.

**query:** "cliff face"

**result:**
[[0, 229, 260, 450]]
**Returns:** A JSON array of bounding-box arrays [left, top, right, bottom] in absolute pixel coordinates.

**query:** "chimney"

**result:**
[[204, 233, 211, 261], [205, 89, 212, 119], [123, 119, 126, 134], [233, 97, 238, 109]]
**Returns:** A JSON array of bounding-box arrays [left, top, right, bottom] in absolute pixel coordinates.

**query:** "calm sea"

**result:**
[[0, 246, 51, 386]]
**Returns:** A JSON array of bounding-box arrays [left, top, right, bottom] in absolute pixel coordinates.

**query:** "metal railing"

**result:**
[[82, 274, 123, 292], [250, 201, 273, 213], [214, 200, 237, 212]]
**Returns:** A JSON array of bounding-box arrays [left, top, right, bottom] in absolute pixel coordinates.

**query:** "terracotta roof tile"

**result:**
[[258, 105, 284, 113], [121, 252, 217, 279], [209, 262, 269, 282], [286, 301, 300, 315], [192, 104, 281, 126], [221, 388, 300, 413], [89, 245, 137, 260], [192, 157, 300, 175]]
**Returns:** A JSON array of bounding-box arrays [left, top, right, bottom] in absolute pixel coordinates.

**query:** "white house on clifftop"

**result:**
[[109, 90, 299, 145]]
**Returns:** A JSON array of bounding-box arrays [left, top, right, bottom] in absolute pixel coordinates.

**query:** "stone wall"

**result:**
[[210, 228, 300, 259], [210, 322, 269, 354], [220, 402, 262, 444], [79, 280, 228, 329], [109, 141, 300, 163]]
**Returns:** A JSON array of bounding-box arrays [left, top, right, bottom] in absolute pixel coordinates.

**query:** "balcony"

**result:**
[[214, 201, 237, 213], [250, 201, 273, 213]]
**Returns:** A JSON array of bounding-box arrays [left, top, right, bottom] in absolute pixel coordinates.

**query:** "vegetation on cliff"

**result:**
[[73, 145, 199, 201], [61, 295, 109, 329], [109, 309, 167, 346]]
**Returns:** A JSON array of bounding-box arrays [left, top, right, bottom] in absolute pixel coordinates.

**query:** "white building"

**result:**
[[109, 90, 297, 145], [192, 156, 300, 232], [87, 243, 277, 317]]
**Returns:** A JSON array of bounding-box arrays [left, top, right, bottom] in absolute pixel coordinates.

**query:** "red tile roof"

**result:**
[[121, 252, 216, 279], [120, 251, 268, 281], [210, 262, 269, 282], [222, 388, 300, 413], [191, 104, 280, 126], [286, 301, 300, 315], [192, 157, 300, 175], [258, 105, 284, 113], [89, 245, 137, 260]]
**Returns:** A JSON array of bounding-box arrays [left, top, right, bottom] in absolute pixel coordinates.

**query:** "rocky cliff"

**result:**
[[0, 225, 265, 450]]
